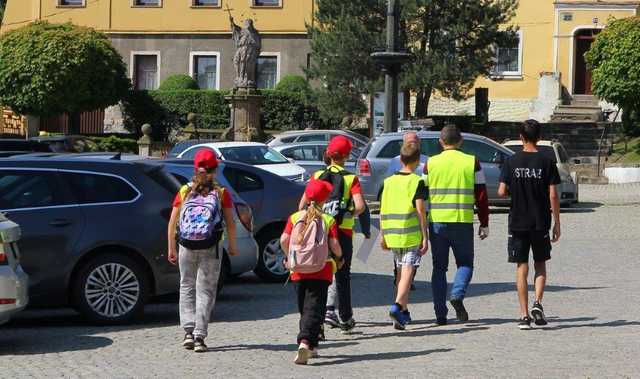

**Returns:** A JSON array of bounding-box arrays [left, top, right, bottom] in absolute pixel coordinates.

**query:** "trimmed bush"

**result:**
[[158, 74, 199, 91], [275, 75, 312, 96], [90, 135, 138, 153], [261, 89, 321, 130]]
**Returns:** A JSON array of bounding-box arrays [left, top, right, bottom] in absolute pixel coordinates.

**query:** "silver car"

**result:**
[[272, 142, 360, 177], [0, 213, 28, 325], [356, 131, 514, 205], [503, 140, 579, 206], [267, 130, 369, 149]]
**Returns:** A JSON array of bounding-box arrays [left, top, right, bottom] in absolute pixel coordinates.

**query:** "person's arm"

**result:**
[[550, 184, 561, 242], [222, 206, 238, 256], [498, 159, 510, 198], [280, 233, 291, 254], [298, 193, 309, 211], [329, 238, 342, 259], [358, 202, 371, 238], [415, 198, 429, 255], [167, 206, 180, 265], [498, 182, 509, 197], [474, 159, 490, 239], [350, 177, 365, 217]]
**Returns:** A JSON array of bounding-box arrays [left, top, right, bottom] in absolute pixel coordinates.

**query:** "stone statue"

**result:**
[[230, 16, 261, 88]]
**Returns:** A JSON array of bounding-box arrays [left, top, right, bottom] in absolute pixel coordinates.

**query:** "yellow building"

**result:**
[[2, 0, 314, 91], [428, 0, 640, 122]]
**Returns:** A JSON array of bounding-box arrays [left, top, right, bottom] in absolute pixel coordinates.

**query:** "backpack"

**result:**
[[178, 188, 224, 253], [285, 211, 330, 274], [317, 167, 352, 226]]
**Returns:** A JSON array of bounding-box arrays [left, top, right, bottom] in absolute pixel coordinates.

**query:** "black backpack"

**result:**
[[317, 166, 353, 226]]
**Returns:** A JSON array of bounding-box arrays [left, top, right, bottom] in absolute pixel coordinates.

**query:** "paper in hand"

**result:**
[[355, 224, 380, 264]]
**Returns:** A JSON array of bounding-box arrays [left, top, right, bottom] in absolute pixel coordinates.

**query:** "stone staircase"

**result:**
[[550, 95, 603, 122]]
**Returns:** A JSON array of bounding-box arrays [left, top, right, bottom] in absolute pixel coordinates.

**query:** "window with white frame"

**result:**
[[494, 31, 523, 76], [133, 0, 161, 6], [253, 0, 281, 7], [256, 55, 279, 89], [58, 0, 84, 6], [193, 0, 219, 6], [191, 53, 219, 90], [133, 54, 159, 90]]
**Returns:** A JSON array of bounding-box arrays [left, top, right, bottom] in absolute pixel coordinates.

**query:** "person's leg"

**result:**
[[193, 249, 221, 340], [430, 223, 450, 321], [296, 281, 308, 344], [396, 265, 416, 309], [532, 230, 552, 304], [534, 261, 547, 303], [298, 280, 329, 349], [178, 245, 198, 335], [335, 232, 354, 322], [516, 262, 530, 318], [449, 224, 475, 301]]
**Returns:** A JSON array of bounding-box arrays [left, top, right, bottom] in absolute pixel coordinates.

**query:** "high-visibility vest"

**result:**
[[427, 149, 475, 223], [313, 165, 357, 231], [380, 173, 423, 249]]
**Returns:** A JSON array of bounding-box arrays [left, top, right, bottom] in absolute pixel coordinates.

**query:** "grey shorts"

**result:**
[[393, 248, 422, 268]]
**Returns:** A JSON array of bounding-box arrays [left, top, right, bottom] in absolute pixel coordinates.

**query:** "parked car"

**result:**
[[0, 139, 52, 157], [164, 158, 305, 282], [503, 140, 579, 205], [176, 142, 309, 183], [30, 135, 98, 153], [0, 213, 28, 325], [357, 131, 514, 205], [267, 129, 369, 150], [0, 154, 255, 324], [167, 139, 218, 158], [272, 142, 360, 176]]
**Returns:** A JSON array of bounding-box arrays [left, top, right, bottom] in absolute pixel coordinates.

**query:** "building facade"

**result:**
[[1, 0, 315, 91], [428, 0, 640, 122]]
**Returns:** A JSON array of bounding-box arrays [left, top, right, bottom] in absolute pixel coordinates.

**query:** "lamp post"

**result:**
[[371, 0, 411, 133]]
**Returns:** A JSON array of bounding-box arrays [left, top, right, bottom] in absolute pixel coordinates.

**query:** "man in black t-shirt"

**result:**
[[498, 120, 561, 330]]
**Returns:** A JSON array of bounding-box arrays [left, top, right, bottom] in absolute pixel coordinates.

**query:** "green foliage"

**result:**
[[0, 21, 130, 117], [158, 74, 199, 91], [586, 17, 640, 136], [307, 0, 519, 119], [261, 90, 322, 130], [275, 75, 313, 96], [90, 135, 138, 153]]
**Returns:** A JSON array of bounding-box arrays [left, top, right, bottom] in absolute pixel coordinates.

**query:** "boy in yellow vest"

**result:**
[[380, 143, 429, 330]]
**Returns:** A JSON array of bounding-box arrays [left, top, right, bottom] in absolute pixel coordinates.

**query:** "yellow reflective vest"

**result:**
[[380, 173, 423, 249], [427, 149, 475, 223]]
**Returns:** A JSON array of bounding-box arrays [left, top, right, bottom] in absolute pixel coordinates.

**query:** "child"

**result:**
[[301, 136, 365, 333], [380, 142, 429, 330], [167, 149, 238, 353], [282, 180, 343, 365]]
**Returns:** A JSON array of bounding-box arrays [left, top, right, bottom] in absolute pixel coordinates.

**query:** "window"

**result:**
[[219, 146, 289, 165], [63, 173, 139, 204], [296, 134, 327, 143], [223, 168, 264, 193], [460, 140, 502, 164], [281, 146, 317, 161], [133, 0, 161, 6], [193, 0, 219, 6], [58, 0, 84, 6], [0, 171, 65, 210], [133, 54, 159, 90], [377, 138, 442, 159], [191, 54, 219, 90], [256, 56, 278, 89], [253, 0, 280, 6], [493, 31, 523, 76], [558, 145, 569, 164], [181, 147, 216, 160]]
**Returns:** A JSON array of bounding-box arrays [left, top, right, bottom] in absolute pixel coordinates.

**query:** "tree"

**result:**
[[0, 21, 130, 133], [307, 0, 518, 121], [586, 17, 640, 137]]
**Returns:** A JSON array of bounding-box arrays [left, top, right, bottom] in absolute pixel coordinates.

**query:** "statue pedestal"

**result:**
[[224, 87, 264, 142]]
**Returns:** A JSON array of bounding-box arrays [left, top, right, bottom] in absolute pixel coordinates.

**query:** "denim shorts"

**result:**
[[393, 248, 422, 268]]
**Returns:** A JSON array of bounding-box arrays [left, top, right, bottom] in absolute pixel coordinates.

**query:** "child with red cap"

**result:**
[[299, 135, 366, 333], [281, 179, 343, 365], [167, 149, 238, 353]]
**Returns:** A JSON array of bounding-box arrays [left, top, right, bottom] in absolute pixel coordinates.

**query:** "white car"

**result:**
[[176, 142, 309, 182], [0, 214, 28, 325], [503, 140, 579, 206]]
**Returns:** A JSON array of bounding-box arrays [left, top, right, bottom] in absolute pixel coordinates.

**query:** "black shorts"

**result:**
[[508, 230, 552, 263]]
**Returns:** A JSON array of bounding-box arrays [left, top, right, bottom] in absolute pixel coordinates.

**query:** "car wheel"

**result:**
[[72, 253, 149, 324], [254, 227, 289, 282]]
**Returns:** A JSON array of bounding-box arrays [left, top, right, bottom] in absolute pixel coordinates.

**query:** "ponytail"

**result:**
[[295, 201, 322, 245], [185, 170, 220, 199]]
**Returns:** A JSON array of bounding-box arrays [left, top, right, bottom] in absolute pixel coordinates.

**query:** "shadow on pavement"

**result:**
[[0, 332, 112, 356], [215, 341, 358, 353], [313, 348, 454, 366]]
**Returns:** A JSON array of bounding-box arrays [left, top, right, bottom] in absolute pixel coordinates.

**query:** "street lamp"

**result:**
[[371, 0, 412, 133]]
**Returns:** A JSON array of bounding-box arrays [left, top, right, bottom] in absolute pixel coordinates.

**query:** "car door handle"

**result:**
[[49, 219, 72, 227]]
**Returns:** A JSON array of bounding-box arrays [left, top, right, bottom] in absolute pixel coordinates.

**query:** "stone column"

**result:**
[[137, 123, 152, 158], [224, 88, 264, 142]]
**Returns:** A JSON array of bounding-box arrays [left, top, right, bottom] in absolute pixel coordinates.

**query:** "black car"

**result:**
[[0, 139, 52, 157], [0, 156, 181, 323]]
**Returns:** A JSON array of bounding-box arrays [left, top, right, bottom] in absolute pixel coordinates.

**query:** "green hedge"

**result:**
[[158, 74, 199, 91], [89, 135, 138, 153]]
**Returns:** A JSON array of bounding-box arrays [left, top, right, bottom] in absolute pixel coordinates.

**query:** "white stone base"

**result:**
[[427, 97, 534, 122], [604, 167, 640, 184]]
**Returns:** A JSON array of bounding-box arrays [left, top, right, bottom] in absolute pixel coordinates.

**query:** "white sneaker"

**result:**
[[294, 342, 312, 365]]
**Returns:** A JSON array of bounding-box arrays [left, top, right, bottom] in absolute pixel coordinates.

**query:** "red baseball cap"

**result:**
[[305, 179, 333, 203], [194, 149, 218, 170], [326, 135, 353, 157]]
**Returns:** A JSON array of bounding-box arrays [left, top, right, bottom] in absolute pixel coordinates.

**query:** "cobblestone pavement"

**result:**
[[580, 183, 640, 206], [1, 186, 639, 378]]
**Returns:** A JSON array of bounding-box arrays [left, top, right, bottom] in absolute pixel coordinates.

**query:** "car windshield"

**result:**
[[219, 146, 290, 165], [507, 145, 557, 163]]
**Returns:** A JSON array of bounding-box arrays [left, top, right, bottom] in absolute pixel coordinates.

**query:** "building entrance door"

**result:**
[[574, 29, 600, 95]]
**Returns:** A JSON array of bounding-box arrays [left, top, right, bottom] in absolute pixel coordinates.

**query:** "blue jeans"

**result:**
[[429, 223, 474, 319]]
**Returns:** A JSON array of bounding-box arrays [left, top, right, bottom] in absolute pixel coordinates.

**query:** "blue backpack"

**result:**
[[178, 188, 224, 253]]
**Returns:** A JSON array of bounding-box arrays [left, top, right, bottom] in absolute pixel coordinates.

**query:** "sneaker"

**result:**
[[518, 316, 533, 330], [450, 298, 469, 322], [436, 317, 448, 326], [531, 302, 548, 326], [389, 303, 406, 331], [324, 310, 340, 328], [339, 318, 356, 334], [294, 341, 313, 365], [318, 325, 326, 342], [194, 337, 208, 353], [403, 310, 412, 324], [182, 333, 195, 350]]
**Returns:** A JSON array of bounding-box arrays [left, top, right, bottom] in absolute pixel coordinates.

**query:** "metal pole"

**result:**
[[384, 0, 399, 133]]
